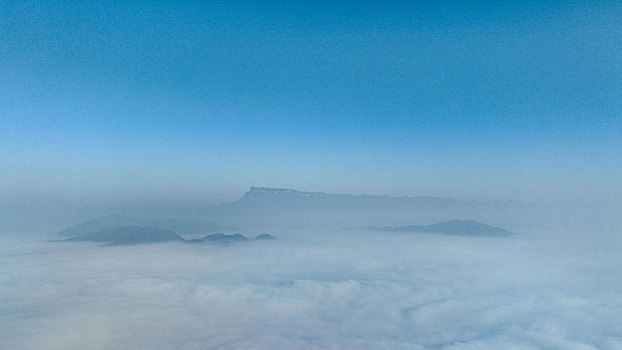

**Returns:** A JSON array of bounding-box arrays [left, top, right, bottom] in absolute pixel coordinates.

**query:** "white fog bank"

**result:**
[[1, 228, 621, 350]]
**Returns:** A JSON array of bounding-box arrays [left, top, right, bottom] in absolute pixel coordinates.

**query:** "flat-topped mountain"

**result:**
[[231, 187, 472, 208], [64, 226, 184, 245], [210, 187, 524, 227], [369, 220, 513, 237]]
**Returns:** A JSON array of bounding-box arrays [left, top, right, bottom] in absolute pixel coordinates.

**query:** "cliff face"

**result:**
[[225, 186, 470, 212], [211, 186, 523, 227]]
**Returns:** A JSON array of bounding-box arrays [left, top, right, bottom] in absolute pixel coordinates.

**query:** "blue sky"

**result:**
[[1, 0, 621, 203]]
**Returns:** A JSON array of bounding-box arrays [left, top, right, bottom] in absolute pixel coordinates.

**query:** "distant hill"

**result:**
[[368, 220, 513, 237], [56, 215, 139, 237], [61, 227, 276, 246], [209, 187, 525, 227], [186, 233, 248, 244], [201, 233, 248, 242], [64, 226, 184, 245], [56, 215, 238, 237], [221, 187, 471, 212]]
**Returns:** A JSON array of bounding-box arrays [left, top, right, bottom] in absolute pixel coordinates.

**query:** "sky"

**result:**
[[1, 3, 622, 347], [1, 0, 621, 205]]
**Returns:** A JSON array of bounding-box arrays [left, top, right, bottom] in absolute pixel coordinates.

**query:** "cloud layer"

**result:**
[[1, 230, 621, 349]]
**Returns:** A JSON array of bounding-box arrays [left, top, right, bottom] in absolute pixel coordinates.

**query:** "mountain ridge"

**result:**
[[210, 187, 526, 228], [236, 186, 521, 204], [368, 220, 513, 237], [56, 215, 238, 237], [64, 225, 185, 245]]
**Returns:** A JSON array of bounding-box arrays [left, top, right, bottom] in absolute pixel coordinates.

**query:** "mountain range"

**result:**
[[61, 225, 276, 246], [55, 186, 523, 242], [207, 186, 526, 227]]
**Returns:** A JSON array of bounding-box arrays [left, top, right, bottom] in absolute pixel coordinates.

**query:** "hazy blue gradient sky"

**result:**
[[1, 0, 621, 204]]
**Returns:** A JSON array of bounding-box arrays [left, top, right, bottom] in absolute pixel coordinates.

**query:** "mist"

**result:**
[[1, 187, 621, 349], [2, 0, 622, 348], [2, 223, 621, 350]]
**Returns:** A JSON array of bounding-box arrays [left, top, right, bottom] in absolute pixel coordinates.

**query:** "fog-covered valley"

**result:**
[[4, 0, 621, 348], [1, 188, 621, 350]]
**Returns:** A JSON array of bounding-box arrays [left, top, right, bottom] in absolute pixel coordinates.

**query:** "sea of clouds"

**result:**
[[1, 228, 621, 350]]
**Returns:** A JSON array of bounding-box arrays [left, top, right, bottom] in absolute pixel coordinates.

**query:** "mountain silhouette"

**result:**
[[64, 225, 184, 245], [368, 220, 513, 237]]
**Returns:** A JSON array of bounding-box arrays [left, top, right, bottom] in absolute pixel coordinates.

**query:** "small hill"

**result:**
[[255, 234, 275, 240], [56, 215, 237, 237], [195, 233, 248, 243], [369, 220, 512, 237], [56, 215, 140, 237], [64, 225, 184, 245]]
